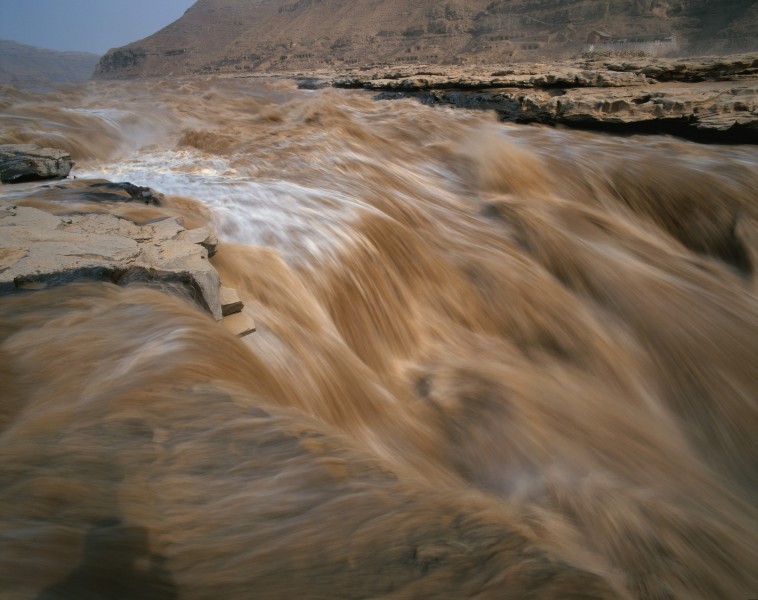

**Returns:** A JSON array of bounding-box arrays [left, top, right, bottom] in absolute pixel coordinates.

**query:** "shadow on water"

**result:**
[[38, 519, 178, 600]]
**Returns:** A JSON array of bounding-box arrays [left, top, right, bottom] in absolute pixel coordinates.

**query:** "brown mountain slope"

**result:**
[[94, 0, 757, 79], [0, 41, 99, 83]]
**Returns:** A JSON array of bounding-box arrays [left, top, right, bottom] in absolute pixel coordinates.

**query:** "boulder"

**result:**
[[0, 144, 74, 184]]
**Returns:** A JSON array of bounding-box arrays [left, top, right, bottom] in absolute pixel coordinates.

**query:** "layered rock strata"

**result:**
[[0, 182, 254, 337], [0, 144, 74, 184], [331, 53, 757, 142]]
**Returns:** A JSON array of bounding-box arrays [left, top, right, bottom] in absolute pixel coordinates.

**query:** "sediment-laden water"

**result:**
[[1, 78, 757, 599]]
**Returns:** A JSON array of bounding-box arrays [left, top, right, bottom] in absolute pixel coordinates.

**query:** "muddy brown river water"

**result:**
[[1, 78, 757, 599]]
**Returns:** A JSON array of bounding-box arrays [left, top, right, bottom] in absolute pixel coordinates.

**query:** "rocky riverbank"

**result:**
[[326, 53, 757, 142], [0, 172, 255, 337]]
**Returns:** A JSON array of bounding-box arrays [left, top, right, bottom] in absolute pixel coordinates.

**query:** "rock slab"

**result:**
[[222, 309, 257, 338], [0, 198, 223, 320], [0, 144, 74, 184], [220, 286, 244, 316]]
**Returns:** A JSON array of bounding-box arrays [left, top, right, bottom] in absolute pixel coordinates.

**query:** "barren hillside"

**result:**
[[0, 41, 99, 83], [94, 0, 758, 78]]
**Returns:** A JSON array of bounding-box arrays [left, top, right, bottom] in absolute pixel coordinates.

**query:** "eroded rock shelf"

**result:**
[[0, 179, 254, 337], [329, 54, 757, 142]]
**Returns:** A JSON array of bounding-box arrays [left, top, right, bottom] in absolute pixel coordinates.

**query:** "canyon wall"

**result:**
[[94, 0, 758, 78]]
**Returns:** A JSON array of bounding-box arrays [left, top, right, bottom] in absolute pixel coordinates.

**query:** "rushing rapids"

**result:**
[[1, 78, 757, 599]]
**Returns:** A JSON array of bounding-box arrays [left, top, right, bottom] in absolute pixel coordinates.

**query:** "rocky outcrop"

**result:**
[[93, 0, 758, 79], [0, 181, 253, 336], [333, 54, 758, 90], [0, 144, 74, 184], [333, 54, 758, 142], [0, 199, 222, 318], [95, 48, 147, 73]]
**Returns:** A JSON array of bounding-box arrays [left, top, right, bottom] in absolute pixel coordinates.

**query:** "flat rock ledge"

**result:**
[[0, 144, 74, 184], [329, 53, 757, 142], [0, 184, 254, 337]]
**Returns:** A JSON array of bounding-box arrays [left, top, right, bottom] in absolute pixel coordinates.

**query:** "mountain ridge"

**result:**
[[0, 40, 99, 83], [94, 0, 758, 79]]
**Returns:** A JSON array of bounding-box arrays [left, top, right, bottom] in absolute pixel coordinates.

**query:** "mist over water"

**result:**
[[1, 78, 757, 599]]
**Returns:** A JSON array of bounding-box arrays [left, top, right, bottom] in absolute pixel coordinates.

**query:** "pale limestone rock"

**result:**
[[179, 226, 218, 257], [0, 180, 255, 334], [0, 204, 223, 319]]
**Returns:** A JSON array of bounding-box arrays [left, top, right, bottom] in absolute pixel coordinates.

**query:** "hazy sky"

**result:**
[[0, 0, 196, 55]]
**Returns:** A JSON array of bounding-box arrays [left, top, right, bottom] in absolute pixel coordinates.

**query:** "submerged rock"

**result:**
[[0, 144, 74, 184], [221, 308, 257, 337], [33, 179, 166, 205], [86, 181, 165, 205]]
